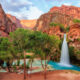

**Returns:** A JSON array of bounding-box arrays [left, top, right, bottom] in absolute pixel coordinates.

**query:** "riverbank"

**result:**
[[0, 70, 80, 80]]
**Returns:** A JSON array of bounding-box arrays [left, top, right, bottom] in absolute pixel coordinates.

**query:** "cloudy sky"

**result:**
[[0, 0, 80, 20]]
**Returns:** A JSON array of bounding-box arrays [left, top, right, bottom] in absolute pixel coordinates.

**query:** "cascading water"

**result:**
[[60, 34, 71, 67], [48, 34, 80, 71]]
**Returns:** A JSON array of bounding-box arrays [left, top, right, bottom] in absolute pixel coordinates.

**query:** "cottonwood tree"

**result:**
[[10, 28, 32, 80]]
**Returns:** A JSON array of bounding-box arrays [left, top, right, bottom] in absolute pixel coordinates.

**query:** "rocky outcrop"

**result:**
[[0, 4, 17, 37], [50, 5, 80, 19], [68, 24, 80, 40], [34, 5, 80, 49], [21, 20, 37, 29], [34, 5, 80, 36], [34, 12, 73, 31], [7, 14, 22, 28], [67, 24, 80, 49]]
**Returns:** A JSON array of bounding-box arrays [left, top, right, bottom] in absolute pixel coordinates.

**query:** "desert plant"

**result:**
[[50, 22, 58, 27], [73, 19, 80, 23], [77, 38, 80, 41], [66, 26, 70, 32]]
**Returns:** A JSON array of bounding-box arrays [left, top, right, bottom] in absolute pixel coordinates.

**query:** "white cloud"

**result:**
[[63, 3, 72, 6], [25, 6, 43, 19], [1, 0, 43, 19], [7, 6, 43, 20], [11, 0, 33, 6]]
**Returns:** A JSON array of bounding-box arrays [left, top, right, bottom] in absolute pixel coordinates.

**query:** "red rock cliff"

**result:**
[[7, 14, 22, 28], [34, 5, 80, 49], [50, 5, 80, 19], [0, 4, 17, 37]]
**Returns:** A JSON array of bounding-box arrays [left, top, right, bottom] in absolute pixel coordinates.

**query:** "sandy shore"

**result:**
[[0, 70, 80, 80]]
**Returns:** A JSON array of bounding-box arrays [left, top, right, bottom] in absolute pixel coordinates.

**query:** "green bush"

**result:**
[[59, 24, 65, 32], [20, 55, 24, 59], [17, 60, 20, 66], [50, 22, 67, 32], [69, 46, 75, 56], [13, 64, 17, 72], [26, 55, 31, 58], [73, 19, 80, 23], [76, 50, 80, 54], [77, 38, 80, 41], [21, 63, 30, 69], [50, 22, 58, 27], [65, 26, 70, 32]]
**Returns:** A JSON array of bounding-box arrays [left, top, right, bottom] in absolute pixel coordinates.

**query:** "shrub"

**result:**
[[13, 64, 17, 72], [21, 63, 30, 69], [50, 22, 58, 27], [77, 38, 80, 41], [50, 22, 66, 32], [73, 19, 80, 23], [20, 55, 24, 59], [76, 50, 80, 54], [17, 60, 20, 66], [59, 24, 65, 32], [26, 55, 31, 58], [69, 46, 75, 56], [65, 26, 70, 32]]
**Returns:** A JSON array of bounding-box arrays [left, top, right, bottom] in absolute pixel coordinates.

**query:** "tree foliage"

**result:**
[[0, 37, 13, 61]]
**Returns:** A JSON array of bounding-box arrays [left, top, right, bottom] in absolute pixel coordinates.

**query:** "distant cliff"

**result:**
[[21, 20, 37, 29]]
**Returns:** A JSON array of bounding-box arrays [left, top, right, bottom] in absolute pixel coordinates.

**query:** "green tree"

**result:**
[[10, 28, 32, 80], [0, 37, 14, 72], [28, 31, 61, 80]]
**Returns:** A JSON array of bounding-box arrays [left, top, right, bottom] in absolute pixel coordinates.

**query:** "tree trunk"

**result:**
[[7, 66, 11, 72], [30, 61, 32, 77], [41, 60, 44, 69], [7, 61, 11, 72], [24, 51, 26, 80], [44, 59, 47, 80]]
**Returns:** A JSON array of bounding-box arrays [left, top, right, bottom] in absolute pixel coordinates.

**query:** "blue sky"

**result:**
[[0, 0, 80, 20]]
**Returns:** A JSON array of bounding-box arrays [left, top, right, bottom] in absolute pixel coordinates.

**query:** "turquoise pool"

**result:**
[[2, 60, 80, 71], [48, 61, 80, 71]]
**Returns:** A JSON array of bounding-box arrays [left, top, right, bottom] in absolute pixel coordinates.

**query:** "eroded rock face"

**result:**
[[20, 20, 37, 29], [34, 5, 80, 49], [68, 24, 80, 49], [35, 12, 73, 31], [0, 4, 17, 37], [50, 5, 80, 19], [35, 5, 80, 37], [7, 14, 22, 28], [68, 24, 80, 40]]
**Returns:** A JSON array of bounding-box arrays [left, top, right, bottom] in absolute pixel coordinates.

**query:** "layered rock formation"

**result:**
[[34, 5, 80, 49], [0, 4, 17, 37], [50, 5, 80, 19], [68, 24, 80, 40], [21, 20, 37, 29], [7, 14, 22, 28], [68, 24, 80, 49], [7, 14, 37, 30]]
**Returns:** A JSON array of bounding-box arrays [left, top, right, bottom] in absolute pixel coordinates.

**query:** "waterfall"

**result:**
[[60, 34, 71, 67]]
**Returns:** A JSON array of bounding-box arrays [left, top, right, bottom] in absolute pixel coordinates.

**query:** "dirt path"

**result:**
[[0, 70, 80, 80]]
